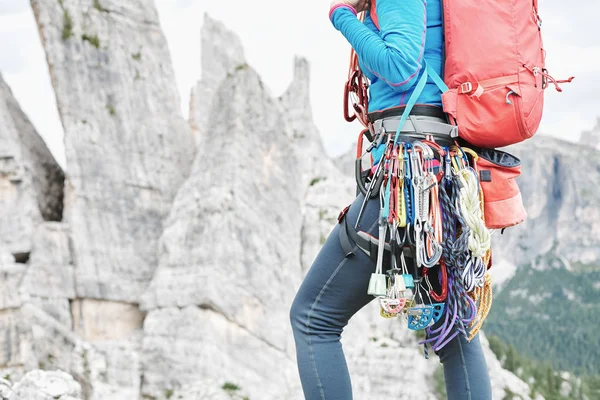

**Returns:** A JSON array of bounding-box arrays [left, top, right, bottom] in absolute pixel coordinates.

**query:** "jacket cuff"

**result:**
[[329, 4, 357, 23]]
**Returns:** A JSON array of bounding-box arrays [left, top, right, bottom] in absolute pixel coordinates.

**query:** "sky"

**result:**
[[0, 0, 597, 169]]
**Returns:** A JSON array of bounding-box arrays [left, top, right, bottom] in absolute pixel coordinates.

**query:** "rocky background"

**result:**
[[0, 1, 595, 399]]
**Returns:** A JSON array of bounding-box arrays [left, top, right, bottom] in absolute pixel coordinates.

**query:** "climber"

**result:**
[[289, 0, 573, 397], [289, 0, 493, 399]]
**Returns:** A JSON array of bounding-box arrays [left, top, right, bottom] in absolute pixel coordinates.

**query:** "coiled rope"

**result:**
[[457, 167, 491, 258], [467, 273, 493, 340]]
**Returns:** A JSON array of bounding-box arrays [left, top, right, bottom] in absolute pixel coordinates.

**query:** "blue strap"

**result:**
[[382, 179, 391, 219], [426, 61, 449, 93], [392, 65, 429, 145], [372, 60, 446, 164], [384, 60, 447, 226]]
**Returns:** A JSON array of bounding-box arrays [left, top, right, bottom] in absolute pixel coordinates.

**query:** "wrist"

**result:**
[[329, 3, 357, 21]]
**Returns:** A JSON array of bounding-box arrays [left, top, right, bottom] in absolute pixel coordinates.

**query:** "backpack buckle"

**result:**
[[459, 82, 473, 94]]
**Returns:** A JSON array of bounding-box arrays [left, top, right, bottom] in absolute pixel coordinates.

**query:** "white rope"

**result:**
[[457, 168, 491, 258], [454, 167, 490, 291], [462, 256, 487, 292]]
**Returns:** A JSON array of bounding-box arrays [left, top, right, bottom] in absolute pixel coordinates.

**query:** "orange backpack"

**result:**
[[344, 0, 574, 229], [365, 0, 574, 149]]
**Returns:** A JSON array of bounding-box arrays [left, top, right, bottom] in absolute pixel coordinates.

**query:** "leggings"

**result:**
[[290, 192, 492, 400]]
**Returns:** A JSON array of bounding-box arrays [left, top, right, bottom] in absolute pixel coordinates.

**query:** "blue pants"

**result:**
[[290, 193, 492, 400]]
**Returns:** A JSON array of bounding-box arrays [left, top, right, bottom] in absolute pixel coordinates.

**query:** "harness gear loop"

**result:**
[[355, 129, 385, 203]]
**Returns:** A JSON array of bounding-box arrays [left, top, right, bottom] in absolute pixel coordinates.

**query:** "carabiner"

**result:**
[[423, 259, 448, 302]]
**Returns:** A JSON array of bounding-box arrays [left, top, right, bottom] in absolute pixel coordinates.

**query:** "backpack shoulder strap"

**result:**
[[425, 61, 448, 93]]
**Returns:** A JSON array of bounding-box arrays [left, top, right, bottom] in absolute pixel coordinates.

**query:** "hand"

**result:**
[[330, 0, 370, 13]]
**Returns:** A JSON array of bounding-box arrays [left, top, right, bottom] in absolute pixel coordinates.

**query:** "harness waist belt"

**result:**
[[367, 105, 446, 123], [372, 115, 458, 138]]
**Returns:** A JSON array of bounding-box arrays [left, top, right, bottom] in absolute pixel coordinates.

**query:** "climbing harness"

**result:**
[[337, 65, 495, 352], [340, 131, 492, 345]]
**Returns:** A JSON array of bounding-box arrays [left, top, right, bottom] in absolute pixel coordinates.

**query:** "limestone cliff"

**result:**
[[0, 74, 63, 259], [30, 0, 195, 302], [189, 14, 245, 141], [494, 137, 600, 268]]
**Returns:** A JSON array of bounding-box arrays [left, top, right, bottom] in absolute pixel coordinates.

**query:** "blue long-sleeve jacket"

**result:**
[[330, 0, 443, 114]]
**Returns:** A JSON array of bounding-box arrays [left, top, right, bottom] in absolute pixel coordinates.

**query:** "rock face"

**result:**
[[0, 248, 28, 374], [0, 74, 63, 259], [278, 56, 331, 178], [579, 116, 600, 149], [492, 136, 600, 268], [141, 52, 305, 399], [2, 0, 194, 398], [278, 56, 357, 273], [30, 0, 195, 302], [483, 137, 600, 379], [168, 381, 239, 400], [0, 225, 140, 400], [189, 13, 245, 140], [485, 136, 600, 289], [20, 223, 74, 327], [0, 76, 68, 387], [1, 369, 82, 400]]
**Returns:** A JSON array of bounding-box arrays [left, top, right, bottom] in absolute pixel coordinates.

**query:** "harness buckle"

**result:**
[[459, 82, 473, 94], [450, 126, 459, 138]]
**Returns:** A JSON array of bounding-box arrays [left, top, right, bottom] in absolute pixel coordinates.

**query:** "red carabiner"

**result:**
[[424, 260, 448, 302], [343, 81, 356, 123], [343, 12, 371, 127]]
